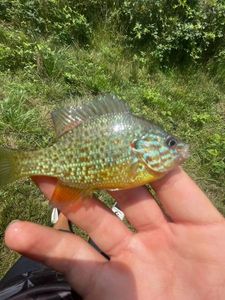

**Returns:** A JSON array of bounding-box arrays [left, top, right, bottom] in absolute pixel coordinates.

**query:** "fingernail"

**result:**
[[5, 220, 20, 238], [8, 219, 20, 227]]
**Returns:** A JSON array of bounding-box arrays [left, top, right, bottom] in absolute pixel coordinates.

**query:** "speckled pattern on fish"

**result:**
[[0, 95, 189, 192]]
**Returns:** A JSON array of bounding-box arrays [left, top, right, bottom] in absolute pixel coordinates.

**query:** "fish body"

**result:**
[[0, 95, 189, 198]]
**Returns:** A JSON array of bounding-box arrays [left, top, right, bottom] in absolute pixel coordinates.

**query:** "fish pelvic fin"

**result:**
[[51, 180, 93, 206], [0, 148, 21, 187]]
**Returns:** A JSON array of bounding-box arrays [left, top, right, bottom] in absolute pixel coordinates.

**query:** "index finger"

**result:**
[[32, 176, 132, 257], [151, 167, 223, 224]]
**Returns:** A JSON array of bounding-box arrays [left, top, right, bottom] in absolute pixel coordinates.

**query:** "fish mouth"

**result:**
[[176, 143, 190, 163], [182, 144, 190, 160], [179, 144, 190, 162]]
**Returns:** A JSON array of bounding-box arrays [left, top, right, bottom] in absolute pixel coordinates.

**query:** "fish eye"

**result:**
[[166, 136, 177, 148]]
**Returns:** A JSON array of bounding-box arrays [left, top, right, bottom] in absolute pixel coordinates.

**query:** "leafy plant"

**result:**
[[119, 0, 225, 65], [0, 0, 91, 45]]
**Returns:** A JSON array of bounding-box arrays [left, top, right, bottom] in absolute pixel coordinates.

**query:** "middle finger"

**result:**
[[111, 186, 167, 231]]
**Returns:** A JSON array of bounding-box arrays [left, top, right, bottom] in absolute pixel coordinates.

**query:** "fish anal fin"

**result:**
[[51, 181, 92, 206]]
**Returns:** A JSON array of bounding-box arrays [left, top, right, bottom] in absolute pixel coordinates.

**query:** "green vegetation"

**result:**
[[0, 0, 224, 277]]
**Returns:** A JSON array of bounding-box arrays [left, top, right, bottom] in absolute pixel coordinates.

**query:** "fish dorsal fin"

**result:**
[[51, 94, 130, 137]]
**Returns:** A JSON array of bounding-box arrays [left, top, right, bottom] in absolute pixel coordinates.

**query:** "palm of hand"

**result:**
[[94, 222, 225, 300], [5, 168, 225, 300]]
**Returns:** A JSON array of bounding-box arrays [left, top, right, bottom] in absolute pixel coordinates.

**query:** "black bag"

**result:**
[[0, 267, 82, 300]]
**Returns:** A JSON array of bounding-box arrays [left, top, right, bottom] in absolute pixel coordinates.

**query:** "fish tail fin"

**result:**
[[0, 148, 21, 187]]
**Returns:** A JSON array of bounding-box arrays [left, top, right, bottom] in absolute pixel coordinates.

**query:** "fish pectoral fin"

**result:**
[[129, 161, 139, 178], [129, 160, 147, 180], [51, 181, 93, 204]]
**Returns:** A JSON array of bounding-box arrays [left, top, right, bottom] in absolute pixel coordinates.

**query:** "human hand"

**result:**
[[5, 168, 225, 300]]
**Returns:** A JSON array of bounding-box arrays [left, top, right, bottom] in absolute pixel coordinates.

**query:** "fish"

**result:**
[[0, 95, 189, 202]]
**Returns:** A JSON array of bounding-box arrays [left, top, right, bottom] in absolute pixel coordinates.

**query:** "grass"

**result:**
[[0, 28, 225, 278]]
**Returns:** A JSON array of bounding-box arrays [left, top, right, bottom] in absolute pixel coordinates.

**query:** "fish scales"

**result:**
[[20, 113, 154, 189], [0, 94, 189, 191], [18, 113, 185, 190]]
